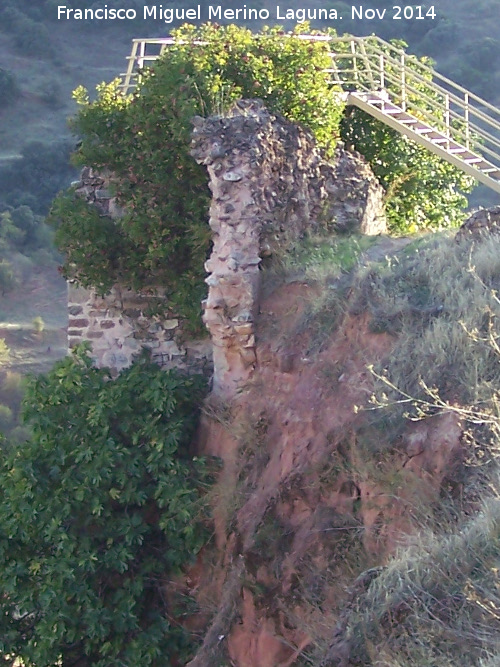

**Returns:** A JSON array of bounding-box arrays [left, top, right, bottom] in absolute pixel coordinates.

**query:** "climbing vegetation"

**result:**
[[0, 346, 212, 666], [49, 23, 344, 330]]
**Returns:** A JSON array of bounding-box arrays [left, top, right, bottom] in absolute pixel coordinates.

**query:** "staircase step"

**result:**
[[349, 84, 500, 194]]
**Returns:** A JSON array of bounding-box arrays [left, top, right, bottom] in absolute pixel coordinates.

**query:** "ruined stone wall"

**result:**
[[190, 100, 386, 398], [71, 101, 385, 388], [68, 283, 211, 375], [68, 170, 211, 376]]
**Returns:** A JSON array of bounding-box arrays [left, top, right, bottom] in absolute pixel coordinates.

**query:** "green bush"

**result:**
[[0, 259, 16, 295], [0, 404, 12, 429], [32, 315, 44, 333], [0, 5, 53, 57], [0, 339, 9, 362], [49, 23, 345, 330], [0, 346, 212, 666], [0, 141, 76, 214]]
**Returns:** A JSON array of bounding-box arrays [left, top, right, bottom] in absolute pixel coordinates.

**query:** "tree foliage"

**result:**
[[0, 347, 212, 666], [0, 140, 76, 215], [50, 23, 476, 326], [341, 109, 474, 232], [49, 23, 344, 329]]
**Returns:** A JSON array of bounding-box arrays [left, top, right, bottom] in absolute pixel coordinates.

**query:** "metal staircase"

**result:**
[[120, 34, 500, 195]]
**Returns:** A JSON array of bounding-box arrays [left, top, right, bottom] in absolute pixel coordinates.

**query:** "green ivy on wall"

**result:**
[[49, 23, 344, 332]]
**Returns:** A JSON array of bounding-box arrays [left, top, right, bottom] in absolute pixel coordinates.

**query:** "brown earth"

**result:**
[[189, 263, 465, 667]]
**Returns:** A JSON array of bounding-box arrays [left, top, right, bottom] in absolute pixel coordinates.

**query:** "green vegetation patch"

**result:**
[[0, 346, 213, 666], [49, 23, 344, 331]]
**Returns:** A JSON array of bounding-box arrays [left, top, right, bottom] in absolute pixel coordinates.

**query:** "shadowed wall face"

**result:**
[[191, 100, 386, 398]]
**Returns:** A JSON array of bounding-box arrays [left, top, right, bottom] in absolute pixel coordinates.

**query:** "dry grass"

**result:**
[[318, 482, 500, 666], [354, 233, 500, 413], [311, 232, 500, 666]]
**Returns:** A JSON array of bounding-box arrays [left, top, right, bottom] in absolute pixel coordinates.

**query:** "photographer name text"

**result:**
[[57, 5, 437, 24]]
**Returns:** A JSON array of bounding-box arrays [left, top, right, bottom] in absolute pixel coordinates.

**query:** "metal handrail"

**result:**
[[327, 35, 500, 173], [119, 34, 500, 186]]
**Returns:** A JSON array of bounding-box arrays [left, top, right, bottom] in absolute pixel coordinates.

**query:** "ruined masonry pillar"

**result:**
[[192, 111, 263, 399], [191, 100, 386, 400]]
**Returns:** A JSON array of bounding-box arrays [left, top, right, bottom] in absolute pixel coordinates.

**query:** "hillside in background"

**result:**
[[1, 11, 500, 666]]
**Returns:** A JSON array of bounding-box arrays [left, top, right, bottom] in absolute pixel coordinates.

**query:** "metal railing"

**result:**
[[119, 34, 500, 190], [327, 35, 500, 173]]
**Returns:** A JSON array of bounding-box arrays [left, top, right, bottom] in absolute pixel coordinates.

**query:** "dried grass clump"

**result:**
[[319, 483, 500, 666], [361, 233, 500, 406]]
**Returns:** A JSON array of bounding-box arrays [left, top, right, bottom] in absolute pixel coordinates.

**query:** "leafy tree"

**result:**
[[0, 140, 76, 214], [340, 109, 474, 232], [0, 347, 212, 666], [0, 259, 16, 295], [0, 211, 25, 250], [0, 5, 53, 57], [49, 23, 344, 331]]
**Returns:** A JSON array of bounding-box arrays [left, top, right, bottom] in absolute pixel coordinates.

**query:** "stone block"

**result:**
[[123, 308, 142, 318], [100, 320, 116, 329], [68, 284, 93, 304], [102, 351, 130, 369], [69, 318, 89, 328]]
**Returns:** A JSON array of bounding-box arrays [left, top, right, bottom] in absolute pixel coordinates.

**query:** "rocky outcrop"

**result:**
[[456, 205, 500, 242], [191, 100, 386, 398]]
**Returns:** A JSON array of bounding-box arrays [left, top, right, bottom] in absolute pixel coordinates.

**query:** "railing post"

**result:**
[[445, 94, 450, 149], [464, 92, 470, 149], [138, 40, 146, 70], [351, 40, 358, 88], [401, 54, 406, 111], [379, 54, 385, 90]]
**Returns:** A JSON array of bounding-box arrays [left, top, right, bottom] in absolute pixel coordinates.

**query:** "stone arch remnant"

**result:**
[[190, 100, 386, 399]]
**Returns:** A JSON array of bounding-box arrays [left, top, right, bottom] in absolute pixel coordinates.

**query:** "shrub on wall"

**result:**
[[0, 346, 212, 666], [48, 23, 345, 330]]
